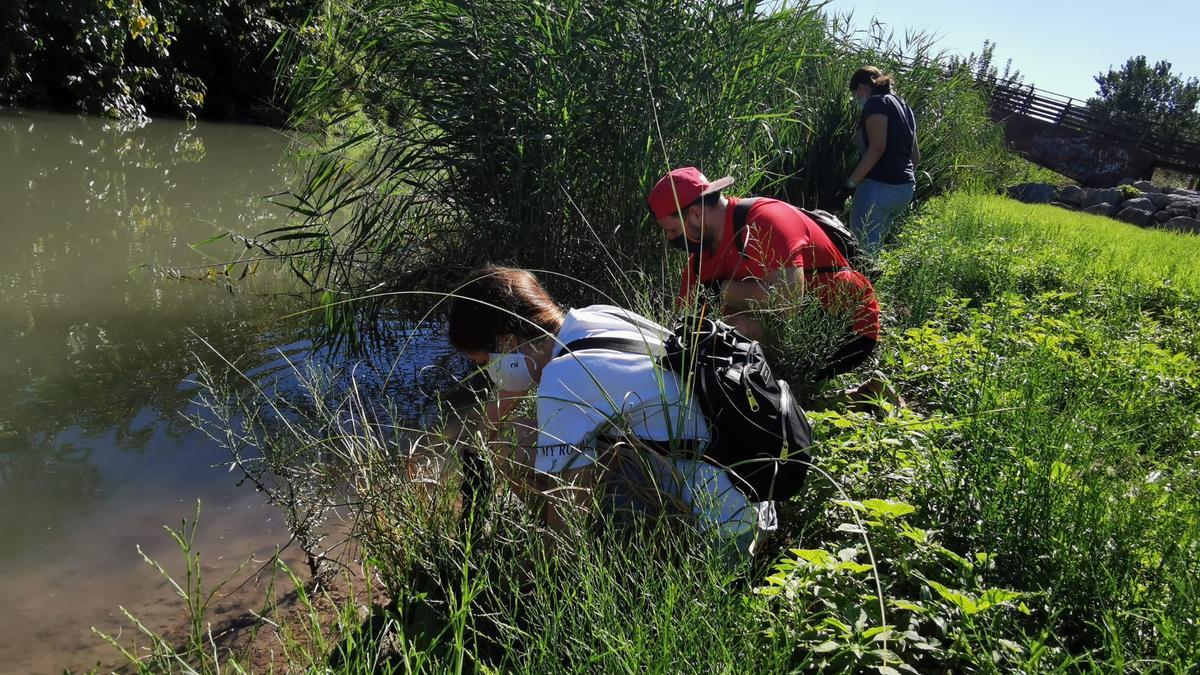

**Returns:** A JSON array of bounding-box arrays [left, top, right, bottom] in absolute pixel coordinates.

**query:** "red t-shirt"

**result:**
[[679, 197, 880, 340]]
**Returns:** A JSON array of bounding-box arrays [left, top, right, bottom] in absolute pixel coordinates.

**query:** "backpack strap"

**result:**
[[691, 196, 760, 279], [552, 310, 667, 359], [693, 196, 852, 280], [559, 336, 653, 357], [731, 197, 759, 257], [740, 198, 850, 276], [594, 308, 667, 336], [557, 336, 705, 459]]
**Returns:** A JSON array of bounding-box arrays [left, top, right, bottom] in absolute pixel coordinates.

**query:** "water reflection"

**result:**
[[0, 433, 102, 557], [0, 109, 330, 673], [0, 110, 297, 444]]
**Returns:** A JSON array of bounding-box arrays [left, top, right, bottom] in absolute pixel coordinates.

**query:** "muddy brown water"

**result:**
[[0, 110, 452, 673]]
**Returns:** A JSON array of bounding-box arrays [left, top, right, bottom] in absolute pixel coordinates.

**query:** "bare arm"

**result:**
[[721, 267, 805, 341], [849, 114, 888, 185], [723, 267, 804, 310], [484, 389, 526, 435]]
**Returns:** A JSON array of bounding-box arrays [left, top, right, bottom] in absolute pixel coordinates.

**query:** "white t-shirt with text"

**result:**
[[533, 305, 771, 540]]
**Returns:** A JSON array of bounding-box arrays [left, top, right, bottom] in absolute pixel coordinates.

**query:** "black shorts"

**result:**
[[812, 333, 877, 381]]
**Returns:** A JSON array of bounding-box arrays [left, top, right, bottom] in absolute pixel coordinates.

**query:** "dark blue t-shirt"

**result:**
[[858, 93, 917, 185]]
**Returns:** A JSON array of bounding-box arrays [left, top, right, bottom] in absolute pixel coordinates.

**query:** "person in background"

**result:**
[[845, 65, 919, 254], [646, 167, 880, 381], [446, 265, 775, 556]]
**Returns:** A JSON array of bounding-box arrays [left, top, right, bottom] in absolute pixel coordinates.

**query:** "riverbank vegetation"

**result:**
[[101, 193, 1200, 672], [266, 0, 1043, 346], [86, 0, 1198, 671]]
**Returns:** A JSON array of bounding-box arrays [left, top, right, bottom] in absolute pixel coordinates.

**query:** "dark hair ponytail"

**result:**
[[848, 66, 893, 95], [447, 266, 565, 352]]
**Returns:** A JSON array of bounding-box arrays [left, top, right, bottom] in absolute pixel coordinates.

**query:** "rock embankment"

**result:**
[[1006, 180, 1200, 235]]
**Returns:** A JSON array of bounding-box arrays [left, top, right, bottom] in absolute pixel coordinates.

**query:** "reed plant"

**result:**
[[103, 195, 1200, 671], [268, 0, 1029, 346]]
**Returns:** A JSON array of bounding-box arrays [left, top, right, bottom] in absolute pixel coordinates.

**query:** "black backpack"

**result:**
[[797, 205, 863, 269], [694, 197, 862, 279], [560, 314, 813, 502]]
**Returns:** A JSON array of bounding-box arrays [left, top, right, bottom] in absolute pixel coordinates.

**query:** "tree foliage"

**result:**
[[0, 0, 315, 120], [1089, 55, 1200, 140], [948, 39, 1024, 88]]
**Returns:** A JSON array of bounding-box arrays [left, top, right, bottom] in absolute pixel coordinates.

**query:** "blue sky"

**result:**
[[821, 0, 1200, 101]]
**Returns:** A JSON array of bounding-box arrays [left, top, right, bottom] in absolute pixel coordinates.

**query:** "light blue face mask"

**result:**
[[485, 352, 535, 392], [854, 96, 868, 109]]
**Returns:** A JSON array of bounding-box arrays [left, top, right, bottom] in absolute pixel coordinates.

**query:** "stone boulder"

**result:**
[[1006, 182, 1058, 204], [1130, 180, 1160, 193], [1147, 192, 1176, 208], [1161, 187, 1199, 197], [1154, 209, 1175, 223], [1120, 197, 1158, 214], [1115, 207, 1154, 227], [1055, 185, 1087, 207], [1162, 216, 1200, 235], [1082, 202, 1120, 217], [1083, 188, 1123, 209], [1164, 200, 1200, 218]]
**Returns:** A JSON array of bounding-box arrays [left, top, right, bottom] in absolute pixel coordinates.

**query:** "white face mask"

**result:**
[[485, 352, 536, 392]]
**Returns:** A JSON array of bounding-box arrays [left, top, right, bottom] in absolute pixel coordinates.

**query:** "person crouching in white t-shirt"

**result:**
[[446, 265, 775, 556]]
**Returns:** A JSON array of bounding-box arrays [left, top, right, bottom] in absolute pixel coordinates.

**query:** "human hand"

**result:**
[[832, 186, 854, 210], [701, 278, 728, 297]]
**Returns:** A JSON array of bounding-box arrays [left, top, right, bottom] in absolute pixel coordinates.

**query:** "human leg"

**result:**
[[594, 443, 774, 562], [873, 180, 915, 246], [819, 333, 878, 380], [849, 179, 884, 253], [593, 443, 691, 527], [850, 179, 914, 254]]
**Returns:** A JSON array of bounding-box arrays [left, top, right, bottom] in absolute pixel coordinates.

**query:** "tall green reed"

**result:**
[[268, 0, 1024, 346], [168, 345, 807, 672]]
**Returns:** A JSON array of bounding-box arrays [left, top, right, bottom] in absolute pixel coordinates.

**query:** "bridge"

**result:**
[[985, 80, 1200, 188]]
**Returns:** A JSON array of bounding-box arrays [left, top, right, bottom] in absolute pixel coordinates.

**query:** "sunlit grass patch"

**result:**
[[889, 194, 1200, 321], [846, 193, 1200, 669]]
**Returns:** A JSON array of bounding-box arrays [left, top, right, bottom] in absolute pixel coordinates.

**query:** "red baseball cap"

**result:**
[[645, 167, 735, 220]]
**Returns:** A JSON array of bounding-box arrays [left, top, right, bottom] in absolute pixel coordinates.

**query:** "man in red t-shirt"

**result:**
[[647, 167, 881, 379]]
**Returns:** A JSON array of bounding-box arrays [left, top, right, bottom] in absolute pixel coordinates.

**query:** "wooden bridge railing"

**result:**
[[984, 79, 1200, 174]]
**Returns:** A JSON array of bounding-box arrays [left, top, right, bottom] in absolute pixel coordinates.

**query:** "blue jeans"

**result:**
[[850, 179, 915, 255]]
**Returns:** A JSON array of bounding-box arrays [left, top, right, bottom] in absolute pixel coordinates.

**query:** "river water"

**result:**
[[0, 110, 444, 673]]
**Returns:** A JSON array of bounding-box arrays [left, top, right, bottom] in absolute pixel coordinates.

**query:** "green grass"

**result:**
[[1008, 158, 1076, 186], [106, 194, 1200, 672], [871, 194, 1200, 668], [889, 194, 1200, 324]]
